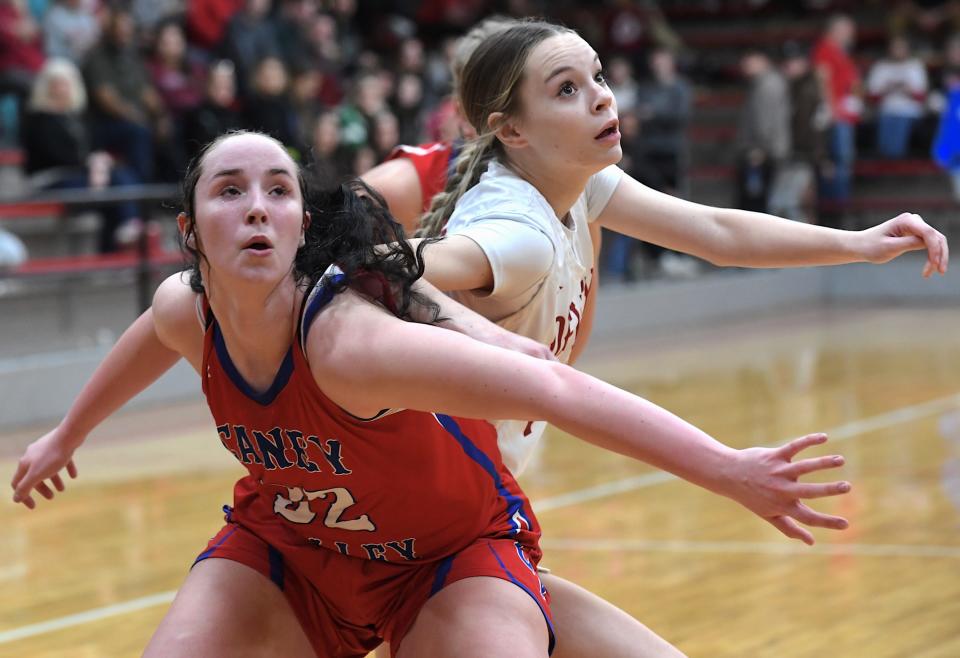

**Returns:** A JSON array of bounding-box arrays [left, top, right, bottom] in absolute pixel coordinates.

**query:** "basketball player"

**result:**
[[361, 18, 948, 657], [12, 131, 852, 657]]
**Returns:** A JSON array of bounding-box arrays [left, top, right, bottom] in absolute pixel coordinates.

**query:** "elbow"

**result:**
[[536, 361, 585, 427]]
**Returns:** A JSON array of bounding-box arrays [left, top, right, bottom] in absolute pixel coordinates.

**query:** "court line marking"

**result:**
[[2, 392, 958, 645], [541, 538, 960, 559], [0, 591, 176, 645], [533, 391, 960, 513]]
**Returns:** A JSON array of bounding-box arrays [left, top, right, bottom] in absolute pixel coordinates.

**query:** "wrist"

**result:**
[[57, 418, 89, 449]]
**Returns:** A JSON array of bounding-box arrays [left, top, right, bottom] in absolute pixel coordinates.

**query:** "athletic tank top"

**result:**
[[200, 275, 540, 564]]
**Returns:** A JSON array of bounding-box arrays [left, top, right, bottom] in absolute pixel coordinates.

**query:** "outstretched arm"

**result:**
[[411, 278, 554, 361], [11, 274, 201, 508], [310, 294, 850, 545], [598, 173, 948, 277]]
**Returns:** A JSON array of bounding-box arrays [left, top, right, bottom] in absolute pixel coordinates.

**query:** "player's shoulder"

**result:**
[[152, 272, 203, 348], [451, 161, 553, 227]]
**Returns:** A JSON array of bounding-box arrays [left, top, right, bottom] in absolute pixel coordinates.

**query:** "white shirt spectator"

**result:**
[[867, 57, 928, 118]]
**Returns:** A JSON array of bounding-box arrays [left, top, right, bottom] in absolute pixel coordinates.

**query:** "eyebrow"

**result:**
[[544, 53, 600, 83], [211, 167, 294, 179]]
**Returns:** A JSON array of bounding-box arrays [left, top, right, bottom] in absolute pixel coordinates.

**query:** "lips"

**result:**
[[595, 119, 620, 139], [242, 235, 273, 251]]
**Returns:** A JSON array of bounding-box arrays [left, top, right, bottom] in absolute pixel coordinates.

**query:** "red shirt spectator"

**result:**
[[186, 0, 243, 51], [0, 0, 44, 77], [812, 21, 862, 124]]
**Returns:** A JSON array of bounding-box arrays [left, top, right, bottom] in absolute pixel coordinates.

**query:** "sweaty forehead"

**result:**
[[527, 33, 596, 80]]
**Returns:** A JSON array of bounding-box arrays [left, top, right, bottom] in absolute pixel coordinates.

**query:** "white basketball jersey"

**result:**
[[444, 160, 623, 474]]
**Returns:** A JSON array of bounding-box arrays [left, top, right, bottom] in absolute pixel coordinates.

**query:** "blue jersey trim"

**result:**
[[267, 545, 285, 590], [193, 525, 238, 566], [486, 542, 556, 656], [212, 322, 294, 407], [429, 554, 456, 597], [300, 272, 346, 346], [434, 414, 533, 535]]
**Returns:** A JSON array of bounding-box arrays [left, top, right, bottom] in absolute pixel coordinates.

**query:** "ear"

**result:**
[[488, 111, 527, 149], [177, 212, 196, 247]]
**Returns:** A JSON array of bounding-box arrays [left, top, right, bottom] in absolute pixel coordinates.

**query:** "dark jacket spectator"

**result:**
[[183, 59, 242, 160], [83, 6, 163, 182], [22, 58, 140, 253]]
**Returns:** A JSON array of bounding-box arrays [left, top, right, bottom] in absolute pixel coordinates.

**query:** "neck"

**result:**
[[207, 276, 300, 374], [504, 152, 594, 221]]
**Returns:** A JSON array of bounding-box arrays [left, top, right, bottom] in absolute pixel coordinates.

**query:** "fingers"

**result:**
[[791, 479, 851, 499], [768, 515, 814, 546], [789, 501, 849, 530], [780, 433, 828, 460], [51, 473, 65, 492], [10, 459, 27, 492], [782, 454, 845, 478], [902, 213, 948, 276], [67, 460, 78, 479], [35, 481, 54, 500]]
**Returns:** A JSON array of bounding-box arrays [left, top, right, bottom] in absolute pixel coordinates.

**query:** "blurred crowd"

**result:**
[[2, 0, 960, 276]]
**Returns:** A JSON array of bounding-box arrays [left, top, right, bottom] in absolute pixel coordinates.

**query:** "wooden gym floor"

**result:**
[[1, 303, 958, 657]]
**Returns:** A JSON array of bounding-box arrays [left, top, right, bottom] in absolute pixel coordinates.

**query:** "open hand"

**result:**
[[11, 427, 79, 509], [727, 433, 850, 545], [860, 213, 948, 278]]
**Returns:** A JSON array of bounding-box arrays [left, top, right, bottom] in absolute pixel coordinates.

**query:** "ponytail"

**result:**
[[416, 134, 498, 237]]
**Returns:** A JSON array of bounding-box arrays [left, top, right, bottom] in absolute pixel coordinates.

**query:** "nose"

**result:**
[[245, 188, 268, 225], [593, 82, 614, 114]]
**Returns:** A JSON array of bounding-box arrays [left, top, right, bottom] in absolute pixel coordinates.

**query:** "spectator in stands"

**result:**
[[186, 0, 242, 52], [370, 109, 400, 162], [43, 0, 101, 64], [131, 0, 184, 34], [21, 58, 141, 253], [736, 48, 790, 213], [290, 63, 324, 152], [148, 18, 206, 181], [243, 57, 302, 158], [867, 36, 928, 159], [148, 19, 205, 118], [636, 48, 692, 199], [182, 59, 242, 161], [338, 72, 386, 149], [770, 41, 828, 223], [307, 108, 348, 186], [273, 0, 319, 72], [932, 33, 960, 200], [634, 47, 697, 278], [606, 55, 638, 113], [83, 4, 164, 184], [393, 72, 425, 145], [889, 0, 960, 47], [220, 0, 280, 98], [603, 0, 684, 67], [0, 0, 45, 105], [812, 13, 862, 215]]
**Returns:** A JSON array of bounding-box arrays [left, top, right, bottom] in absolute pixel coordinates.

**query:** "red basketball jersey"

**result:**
[[200, 276, 541, 567], [385, 141, 460, 213]]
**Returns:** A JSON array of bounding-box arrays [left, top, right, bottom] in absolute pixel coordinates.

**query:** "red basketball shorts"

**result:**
[[195, 521, 554, 657]]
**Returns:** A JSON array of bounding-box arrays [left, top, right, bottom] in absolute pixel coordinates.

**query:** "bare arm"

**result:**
[[598, 173, 948, 276], [361, 157, 425, 234], [309, 293, 851, 544], [408, 235, 495, 292], [11, 274, 202, 508], [410, 278, 554, 361]]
